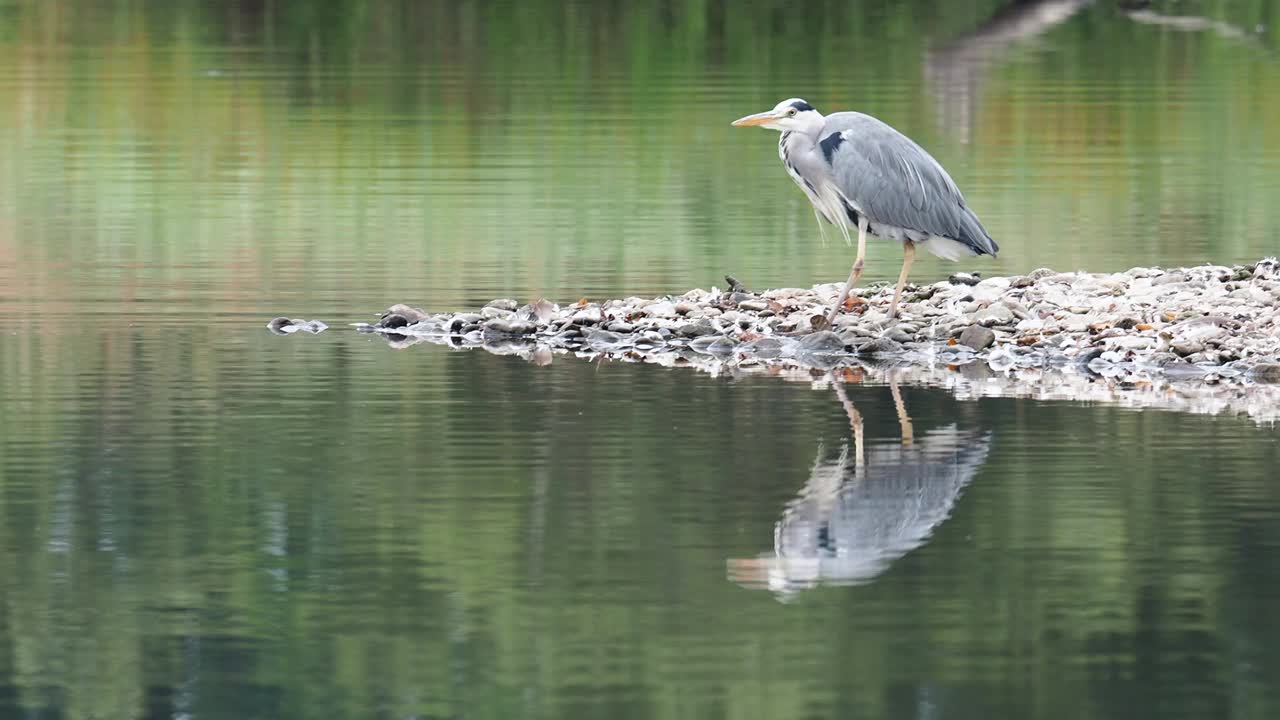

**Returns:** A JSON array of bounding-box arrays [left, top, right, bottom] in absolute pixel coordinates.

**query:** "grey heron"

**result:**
[[732, 99, 998, 326]]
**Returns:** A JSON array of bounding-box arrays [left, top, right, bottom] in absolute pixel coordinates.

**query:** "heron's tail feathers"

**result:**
[[958, 206, 998, 257]]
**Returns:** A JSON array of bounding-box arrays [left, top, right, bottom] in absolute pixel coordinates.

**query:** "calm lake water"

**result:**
[[2, 1, 1280, 718]]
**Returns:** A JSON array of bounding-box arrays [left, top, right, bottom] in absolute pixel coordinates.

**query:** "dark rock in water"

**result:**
[[857, 337, 904, 356], [381, 313, 412, 329], [957, 325, 995, 351], [1249, 363, 1280, 383], [678, 321, 718, 338], [447, 313, 484, 332], [689, 335, 738, 356], [381, 304, 428, 324], [267, 317, 328, 335], [949, 272, 981, 286], [797, 330, 845, 354]]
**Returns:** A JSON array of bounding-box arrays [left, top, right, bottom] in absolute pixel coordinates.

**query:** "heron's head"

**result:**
[[732, 98, 824, 134]]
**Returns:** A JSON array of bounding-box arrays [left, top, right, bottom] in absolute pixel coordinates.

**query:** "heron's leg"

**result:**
[[887, 241, 916, 321], [830, 373, 866, 475], [824, 216, 869, 328], [889, 376, 914, 447]]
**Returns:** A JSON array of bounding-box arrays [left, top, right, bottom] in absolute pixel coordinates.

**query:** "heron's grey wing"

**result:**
[[820, 113, 998, 256]]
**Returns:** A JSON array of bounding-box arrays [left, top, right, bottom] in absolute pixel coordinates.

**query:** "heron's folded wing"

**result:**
[[821, 113, 998, 256]]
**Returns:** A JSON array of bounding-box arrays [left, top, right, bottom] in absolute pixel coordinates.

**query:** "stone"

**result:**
[[382, 304, 428, 324], [646, 301, 678, 318], [689, 336, 738, 356], [446, 313, 484, 332], [677, 321, 718, 338], [1249, 363, 1280, 383], [885, 328, 913, 344], [797, 331, 846, 354], [975, 303, 1016, 326], [1171, 339, 1205, 357], [571, 307, 603, 325], [957, 325, 996, 351], [267, 317, 328, 335], [481, 305, 514, 319], [857, 337, 904, 356], [584, 329, 626, 350], [484, 318, 536, 335], [484, 298, 519, 312]]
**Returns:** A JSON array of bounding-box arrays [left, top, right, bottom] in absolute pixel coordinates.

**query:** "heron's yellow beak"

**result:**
[[731, 111, 778, 127]]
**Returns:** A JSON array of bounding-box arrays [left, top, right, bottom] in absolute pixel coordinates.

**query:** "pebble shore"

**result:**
[[337, 258, 1280, 423]]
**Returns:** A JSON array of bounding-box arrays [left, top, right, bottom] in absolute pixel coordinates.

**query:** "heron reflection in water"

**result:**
[[728, 376, 990, 598]]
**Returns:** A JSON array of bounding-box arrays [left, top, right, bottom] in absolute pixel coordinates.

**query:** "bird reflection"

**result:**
[[925, 0, 1094, 143], [728, 376, 990, 598], [1121, 3, 1268, 48]]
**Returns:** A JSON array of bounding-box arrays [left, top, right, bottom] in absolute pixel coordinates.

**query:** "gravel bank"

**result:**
[[356, 258, 1279, 383]]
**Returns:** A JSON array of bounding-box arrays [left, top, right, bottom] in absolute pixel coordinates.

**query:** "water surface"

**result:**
[[2, 1, 1280, 718]]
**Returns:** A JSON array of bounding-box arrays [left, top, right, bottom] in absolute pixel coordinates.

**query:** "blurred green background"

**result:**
[[1, 1, 1279, 719]]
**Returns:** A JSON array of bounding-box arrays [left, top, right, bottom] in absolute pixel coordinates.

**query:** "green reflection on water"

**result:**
[[2, 1, 1280, 719]]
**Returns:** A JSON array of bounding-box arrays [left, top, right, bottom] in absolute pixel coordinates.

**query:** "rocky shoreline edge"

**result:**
[[349, 258, 1280, 384]]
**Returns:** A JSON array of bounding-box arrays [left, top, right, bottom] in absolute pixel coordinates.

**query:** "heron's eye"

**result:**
[[787, 109, 797, 117]]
